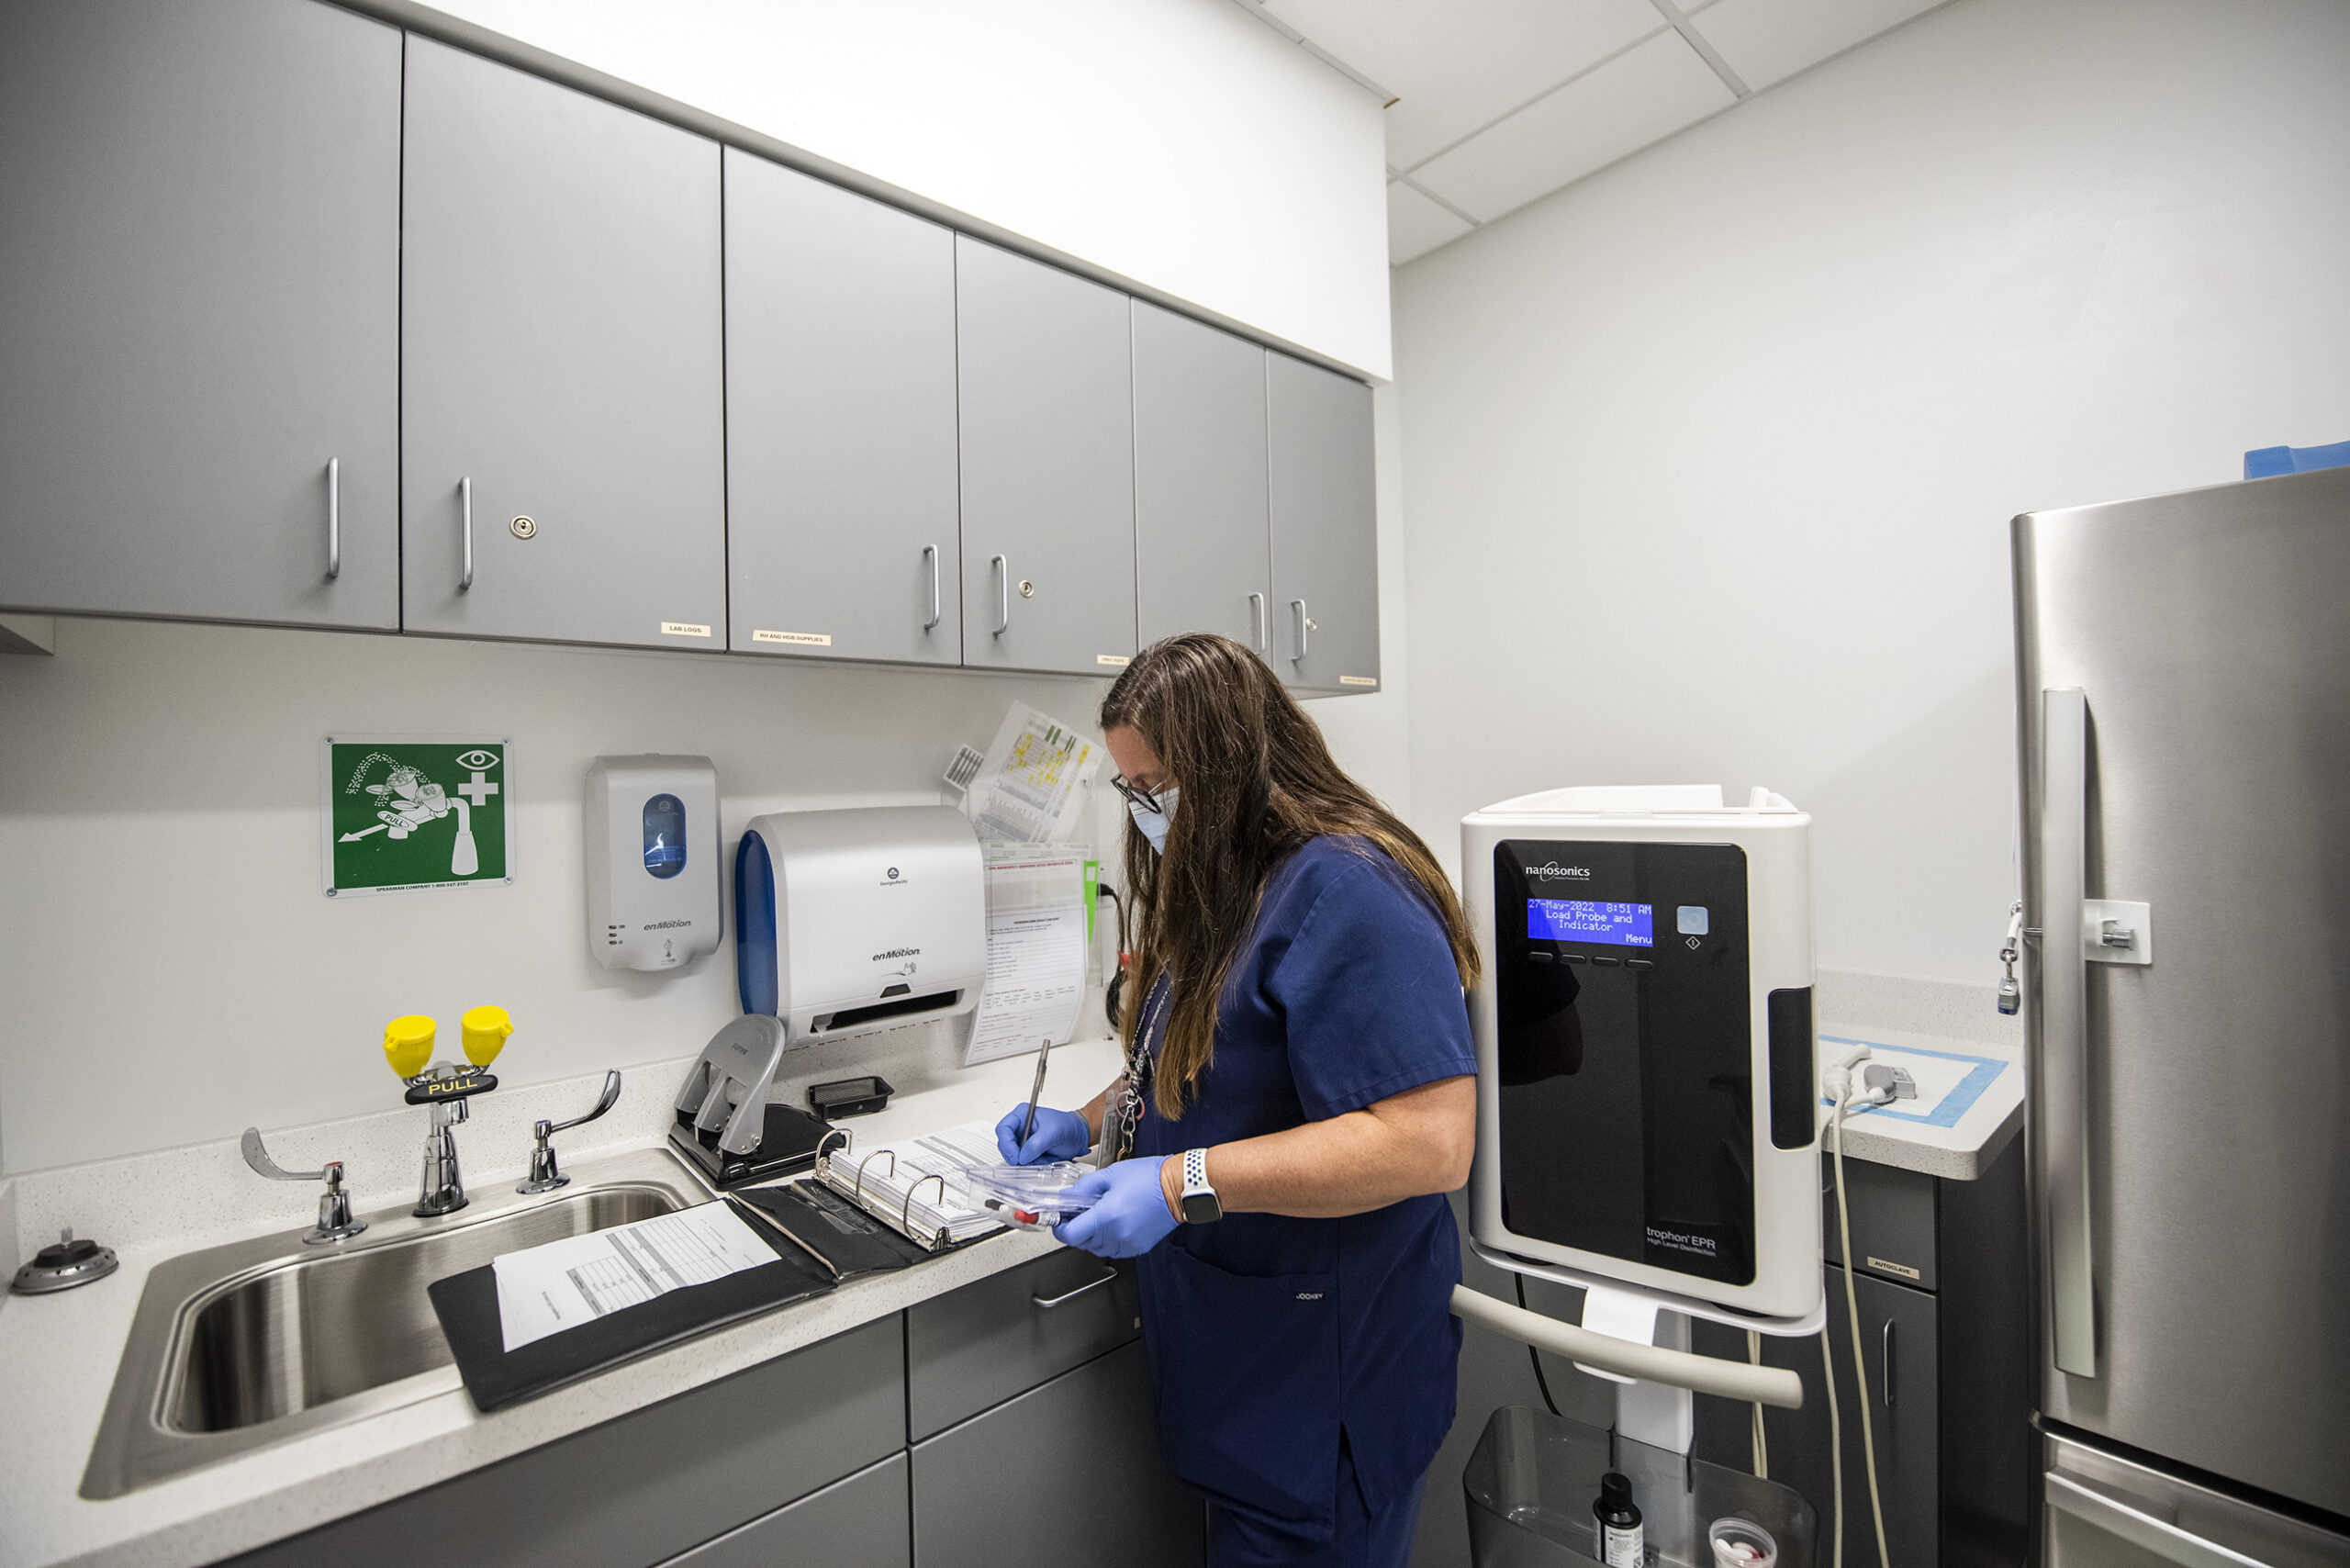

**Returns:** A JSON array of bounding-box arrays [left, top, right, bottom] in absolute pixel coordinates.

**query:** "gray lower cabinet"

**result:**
[[723, 150, 960, 666], [221, 1314, 905, 1568], [0, 0, 401, 628], [912, 1341, 1203, 1568], [1267, 353, 1379, 694], [661, 1452, 910, 1568], [400, 35, 727, 652], [1132, 302, 1272, 655], [955, 238, 1138, 678], [907, 1249, 1142, 1441]]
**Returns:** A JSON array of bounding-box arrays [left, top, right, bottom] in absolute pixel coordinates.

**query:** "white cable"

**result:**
[[1747, 1329, 1770, 1479], [1834, 1086, 1896, 1568], [1820, 1325, 1843, 1568]]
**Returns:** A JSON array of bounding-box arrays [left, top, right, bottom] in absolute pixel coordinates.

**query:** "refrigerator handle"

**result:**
[[2041, 687, 2098, 1377], [2043, 1474, 2271, 1568]]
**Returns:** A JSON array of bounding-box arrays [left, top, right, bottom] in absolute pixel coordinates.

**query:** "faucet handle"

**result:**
[[241, 1129, 368, 1244], [518, 1070, 622, 1194], [241, 1127, 330, 1183]]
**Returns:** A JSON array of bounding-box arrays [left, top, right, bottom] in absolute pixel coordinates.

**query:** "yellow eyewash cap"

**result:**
[[461, 1005, 513, 1068], [384, 1015, 437, 1080]]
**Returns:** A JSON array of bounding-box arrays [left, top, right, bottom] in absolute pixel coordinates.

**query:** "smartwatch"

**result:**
[[1177, 1147, 1222, 1225]]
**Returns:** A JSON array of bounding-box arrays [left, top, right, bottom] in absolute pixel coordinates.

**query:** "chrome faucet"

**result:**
[[403, 1063, 498, 1217], [518, 1070, 623, 1194], [240, 1128, 368, 1243]]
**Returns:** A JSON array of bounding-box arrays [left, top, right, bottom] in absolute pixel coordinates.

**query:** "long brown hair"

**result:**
[[1102, 633, 1479, 1117]]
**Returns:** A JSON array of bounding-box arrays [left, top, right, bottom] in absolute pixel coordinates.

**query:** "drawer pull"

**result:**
[[1033, 1268, 1118, 1310]]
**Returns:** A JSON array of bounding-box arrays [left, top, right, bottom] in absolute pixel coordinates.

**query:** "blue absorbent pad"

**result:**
[[2245, 439, 2350, 479], [1818, 1036, 2006, 1129]]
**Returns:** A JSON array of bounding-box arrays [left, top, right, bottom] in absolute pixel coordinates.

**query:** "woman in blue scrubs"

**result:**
[[995, 632, 1481, 1568]]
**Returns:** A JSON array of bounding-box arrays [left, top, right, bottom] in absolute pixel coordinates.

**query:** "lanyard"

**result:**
[[1104, 973, 1172, 1165]]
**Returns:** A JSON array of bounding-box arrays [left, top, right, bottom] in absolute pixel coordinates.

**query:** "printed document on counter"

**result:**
[[820, 1116, 1007, 1246], [965, 845, 1089, 1066], [492, 1202, 778, 1352]]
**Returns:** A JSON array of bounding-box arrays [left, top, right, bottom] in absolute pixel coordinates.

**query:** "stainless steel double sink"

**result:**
[[81, 1145, 713, 1499]]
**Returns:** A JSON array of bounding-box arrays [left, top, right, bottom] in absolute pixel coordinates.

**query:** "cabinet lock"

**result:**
[[509, 515, 537, 540], [1018, 579, 1035, 599]]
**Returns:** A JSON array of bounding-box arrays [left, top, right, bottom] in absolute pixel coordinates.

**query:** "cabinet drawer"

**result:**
[[665, 1452, 909, 1568], [227, 1315, 904, 1568], [1821, 1151, 1938, 1290], [912, 1340, 1202, 1568], [906, 1249, 1138, 1440]]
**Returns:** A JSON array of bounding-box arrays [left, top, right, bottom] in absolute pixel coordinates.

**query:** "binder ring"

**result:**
[[902, 1172, 947, 1246], [816, 1127, 850, 1167], [854, 1148, 896, 1204]]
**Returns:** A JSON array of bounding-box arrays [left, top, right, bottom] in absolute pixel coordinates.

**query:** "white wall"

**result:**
[[1391, 0, 2350, 987], [0, 623, 1400, 1174], [424, 0, 1395, 379]]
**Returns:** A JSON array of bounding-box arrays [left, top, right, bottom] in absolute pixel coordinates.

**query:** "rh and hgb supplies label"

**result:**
[[321, 736, 512, 897]]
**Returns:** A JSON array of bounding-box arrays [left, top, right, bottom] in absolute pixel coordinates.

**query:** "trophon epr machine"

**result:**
[[1463, 785, 1822, 1323]]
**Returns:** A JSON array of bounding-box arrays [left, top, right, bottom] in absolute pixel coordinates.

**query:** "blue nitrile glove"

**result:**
[[995, 1103, 1091, 1166], [1053, 1158, 1180, 1258]]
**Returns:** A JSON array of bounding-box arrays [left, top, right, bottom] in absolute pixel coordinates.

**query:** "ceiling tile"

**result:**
[[1411, 29, 1736, 224], [1262, 0, 1666, 170], [1688, 0, 1946, 92], [1388, 180, 1475, 266]]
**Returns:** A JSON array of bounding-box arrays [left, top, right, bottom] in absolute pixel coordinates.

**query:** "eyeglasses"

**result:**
[[1110, 773, 1168, 813]]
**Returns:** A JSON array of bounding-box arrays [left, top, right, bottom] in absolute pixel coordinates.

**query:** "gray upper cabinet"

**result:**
[[1268, 354, 1379, 694], [724, 151, 960, 666], [0, 0, 400, 628], [1132, 303, 1272, 657], [401, 36, 726, 651], [955, 238, 1138, 678]]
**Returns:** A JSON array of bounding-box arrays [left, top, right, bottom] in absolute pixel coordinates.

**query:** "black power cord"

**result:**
[[1514, 1271, 1563, 1417]]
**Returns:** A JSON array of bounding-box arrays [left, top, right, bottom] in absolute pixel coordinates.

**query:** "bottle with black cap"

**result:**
[[1594, 1471, 1644, 1568]]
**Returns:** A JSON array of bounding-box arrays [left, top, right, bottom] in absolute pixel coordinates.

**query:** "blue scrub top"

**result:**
[[1130, 834, 1477, 1538]]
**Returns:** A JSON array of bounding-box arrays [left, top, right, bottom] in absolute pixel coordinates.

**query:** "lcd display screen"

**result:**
[[1528, 899, 1653, 946]]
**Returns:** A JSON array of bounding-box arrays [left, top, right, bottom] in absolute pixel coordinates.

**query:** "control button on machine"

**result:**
[[1626, 958, 1655, 969], [1529, 951, 1553, 963], [1677, 906, 1710, 935], [1591, 955, 1621, 967], [1561, 954, 1587, 965]]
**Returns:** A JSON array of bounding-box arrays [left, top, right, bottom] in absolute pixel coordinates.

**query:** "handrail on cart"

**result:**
[[1449, 1285, 1806, 1409]]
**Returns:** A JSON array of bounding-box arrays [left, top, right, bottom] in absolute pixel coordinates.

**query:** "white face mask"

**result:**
[[1126, 786, 1179, 855]]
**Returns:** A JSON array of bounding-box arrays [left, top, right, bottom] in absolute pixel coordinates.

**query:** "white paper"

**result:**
[[964, 847, 1089, 1066], [1573, 1283, 1662, 1383], [492, 1201, 776, 1352], [822, 1117, 1008, 1245], [963, 701, 1101, 844]]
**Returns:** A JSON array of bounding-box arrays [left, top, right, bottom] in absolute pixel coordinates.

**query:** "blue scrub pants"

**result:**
[[1203, 1439, 1428, 1568]]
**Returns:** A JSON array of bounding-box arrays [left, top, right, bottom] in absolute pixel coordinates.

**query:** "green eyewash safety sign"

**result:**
[[321, 736, 513, 896]]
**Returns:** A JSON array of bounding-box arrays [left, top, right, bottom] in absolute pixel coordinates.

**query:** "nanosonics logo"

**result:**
[[1525, 863, 1592, 880], [872, 946, 920, 961]]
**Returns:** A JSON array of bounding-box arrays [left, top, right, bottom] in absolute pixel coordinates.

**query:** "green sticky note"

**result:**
[[1083, 858, 1101, 945]]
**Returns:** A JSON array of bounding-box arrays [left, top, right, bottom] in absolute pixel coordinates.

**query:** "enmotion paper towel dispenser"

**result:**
[[733, 806, 986, 1046], [1461, 785, 1821, 1320]]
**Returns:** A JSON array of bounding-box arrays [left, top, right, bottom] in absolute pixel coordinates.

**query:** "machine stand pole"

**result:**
[[1614, 1310, 1696, 1454]]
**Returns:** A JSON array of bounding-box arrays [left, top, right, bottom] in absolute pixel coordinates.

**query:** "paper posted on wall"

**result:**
[[962, 702, 1101, 844], [964, 845, 1090, 1066]]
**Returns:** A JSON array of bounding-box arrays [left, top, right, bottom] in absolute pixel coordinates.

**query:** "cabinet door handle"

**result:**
[[922, 543, 943, 631], [1290, 598, 1309, 662], [1033, 1267, 1118, 1309], [324, 458, 341, 581], [1248, 591, 1267, 652], [458, 476, 475, 592], [2040, 686, 2095, 1376], [1882, 1318, 1896, 1406], [991, 554, 1010, 636]]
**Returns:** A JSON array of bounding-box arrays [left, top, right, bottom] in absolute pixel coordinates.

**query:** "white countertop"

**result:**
[[0, 1036, 1127, 1568], [1811, 1021, 2023, 1181]]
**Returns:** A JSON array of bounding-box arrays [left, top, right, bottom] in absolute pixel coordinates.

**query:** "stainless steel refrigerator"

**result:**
[[2014, 463, 2350, 1568]]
